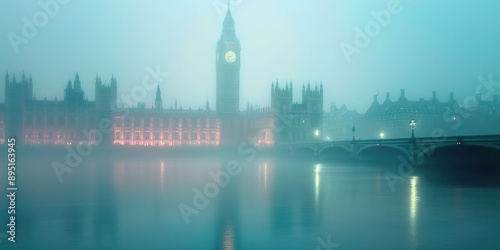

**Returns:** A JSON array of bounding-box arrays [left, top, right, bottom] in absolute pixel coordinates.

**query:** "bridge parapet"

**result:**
[[278, 134, 500, 160]]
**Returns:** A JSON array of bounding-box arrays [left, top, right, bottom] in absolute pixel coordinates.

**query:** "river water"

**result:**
[[1, 149, 499, 249]]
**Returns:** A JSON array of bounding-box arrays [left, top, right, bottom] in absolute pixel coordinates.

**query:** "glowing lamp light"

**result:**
[[410, 119, 416, 138]]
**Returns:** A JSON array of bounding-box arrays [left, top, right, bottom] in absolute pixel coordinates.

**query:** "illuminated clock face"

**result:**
[[225, 51, 236, 63]]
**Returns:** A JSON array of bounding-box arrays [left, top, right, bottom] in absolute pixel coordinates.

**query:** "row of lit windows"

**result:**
[[21, 127, 221, 141], [23, 140, 97, 145], [114, 141, 219, 146], [116, 117, 219, 129], [115, 131, 219, 141], [23, 130, 92, 140]]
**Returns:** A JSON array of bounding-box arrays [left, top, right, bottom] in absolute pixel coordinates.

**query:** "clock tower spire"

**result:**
[[216, 1, 240, 115], [216, 2, 242, 145]]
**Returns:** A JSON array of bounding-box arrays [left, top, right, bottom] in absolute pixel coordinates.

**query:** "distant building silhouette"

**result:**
[[0, 72, 223, 146], [325, 89, 500, 140], [155, 85, 163, 110], [64, 73, 86, 107], [360, 89, 458, 138], [271, 81, 323, 143], [2, 73, 116, 145], [464, 93, 500, 135], [323, 102, 361, 141]]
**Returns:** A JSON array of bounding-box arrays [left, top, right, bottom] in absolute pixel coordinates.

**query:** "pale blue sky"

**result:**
[[2, 0, 500, 112]]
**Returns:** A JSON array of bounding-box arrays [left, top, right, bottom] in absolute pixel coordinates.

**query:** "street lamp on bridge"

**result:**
[[410, 119, 416, 139], [380, 132, 385, 139], [352, 126, 356, 141]]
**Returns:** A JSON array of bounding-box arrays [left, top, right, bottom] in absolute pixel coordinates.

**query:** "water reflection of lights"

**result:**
[[160, 161, 164, 192], [409, 176, 419, 247], [258, 163, 269, 193], [223, 223, 235, 250], [264, 163, 268, 192], [315, 164, 320, 209], [410, 177, 418, 219], [258, 163, 261, 188], [90, 161, 95, 197]]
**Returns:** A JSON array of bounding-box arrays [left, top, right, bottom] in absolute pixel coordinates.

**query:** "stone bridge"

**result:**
[[277, 134, 500, 161]]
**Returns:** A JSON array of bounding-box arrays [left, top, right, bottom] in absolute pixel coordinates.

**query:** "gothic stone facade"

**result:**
[[0, 7, 323, 147]]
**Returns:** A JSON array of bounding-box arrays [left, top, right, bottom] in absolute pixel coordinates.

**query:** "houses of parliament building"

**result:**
[[0, 7, 324, 147], [1, 6, 498, 147]]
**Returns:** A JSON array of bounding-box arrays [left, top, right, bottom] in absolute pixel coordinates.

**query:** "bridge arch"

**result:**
[[356, 144, 410, 159], [318, 145, 351, 156], [420, 142, 500, 157]]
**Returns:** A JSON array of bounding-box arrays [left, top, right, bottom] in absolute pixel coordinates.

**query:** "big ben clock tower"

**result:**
[[216, 3, 241, 115], [216, 3, 243, 146]]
